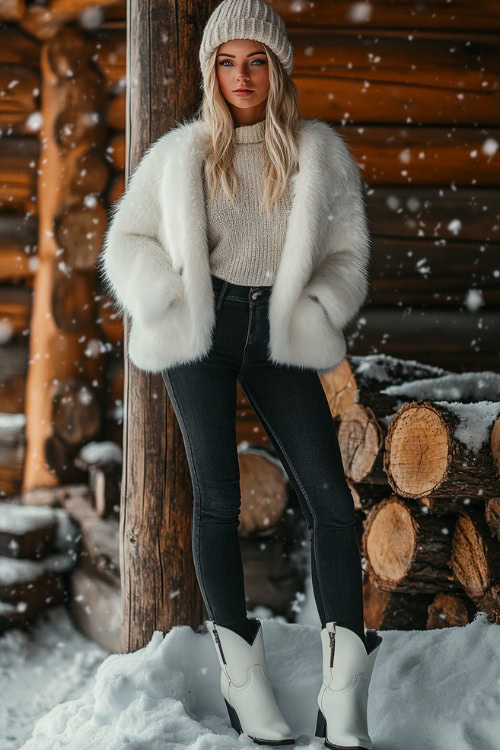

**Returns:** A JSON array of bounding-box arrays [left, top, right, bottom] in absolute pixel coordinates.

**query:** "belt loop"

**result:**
[[216, 280, 229, 310]]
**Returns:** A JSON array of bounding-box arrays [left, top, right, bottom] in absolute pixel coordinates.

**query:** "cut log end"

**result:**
[[384, 402, 450, 498], [364, 498, 417, 587]]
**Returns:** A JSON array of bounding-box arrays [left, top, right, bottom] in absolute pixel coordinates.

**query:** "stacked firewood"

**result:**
[[0, 500, 79, 631], [319, 353, 500, 629]]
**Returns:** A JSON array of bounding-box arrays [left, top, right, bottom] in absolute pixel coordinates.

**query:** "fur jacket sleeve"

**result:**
[[97, 139, 184, 327]]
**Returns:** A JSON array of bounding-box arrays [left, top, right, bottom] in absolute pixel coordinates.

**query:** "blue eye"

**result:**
[[219, 59, 266, 66]]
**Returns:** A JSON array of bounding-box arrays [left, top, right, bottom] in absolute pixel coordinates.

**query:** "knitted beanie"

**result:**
[[199, 0, 293, 88]]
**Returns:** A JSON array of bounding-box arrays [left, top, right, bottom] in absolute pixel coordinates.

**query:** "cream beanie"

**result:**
[[199, 0, 293, 88]]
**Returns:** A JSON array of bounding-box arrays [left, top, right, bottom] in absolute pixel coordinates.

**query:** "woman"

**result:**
[[98, 0, 383, 747]]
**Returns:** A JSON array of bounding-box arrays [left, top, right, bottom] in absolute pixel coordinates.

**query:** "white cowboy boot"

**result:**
[[206, 619, 295, 745], [315, 622, 383, 750]]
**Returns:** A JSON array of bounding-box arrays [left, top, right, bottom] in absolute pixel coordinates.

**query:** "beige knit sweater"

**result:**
[[203, 119, 294, 287]]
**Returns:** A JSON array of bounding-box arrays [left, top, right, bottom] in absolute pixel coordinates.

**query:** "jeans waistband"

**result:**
[[211, 274, 273, 307]]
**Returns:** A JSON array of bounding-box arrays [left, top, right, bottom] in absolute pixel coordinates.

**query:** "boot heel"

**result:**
[[224, 698, 243, 734], [315, 707, 326, 738]]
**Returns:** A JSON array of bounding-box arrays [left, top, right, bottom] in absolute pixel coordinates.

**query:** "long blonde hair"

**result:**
[[196, 43, 302, 217]]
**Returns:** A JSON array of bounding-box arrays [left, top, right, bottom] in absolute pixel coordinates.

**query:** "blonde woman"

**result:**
[[99, 0, 383, 747]]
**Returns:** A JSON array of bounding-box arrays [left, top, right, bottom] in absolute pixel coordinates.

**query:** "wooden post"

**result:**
[[121, 0, 217, 652]]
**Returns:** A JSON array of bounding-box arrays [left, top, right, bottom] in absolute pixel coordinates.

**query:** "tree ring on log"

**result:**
[[384, 401, 451, 497], [365, 498, 417, 587]]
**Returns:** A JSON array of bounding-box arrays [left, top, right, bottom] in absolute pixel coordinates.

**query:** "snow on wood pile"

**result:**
[[325, 359, 500, 628], [0, 503, 79, 630]]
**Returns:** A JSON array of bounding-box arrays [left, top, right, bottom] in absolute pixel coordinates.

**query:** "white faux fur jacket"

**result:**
[[97, 117, 371, 375]]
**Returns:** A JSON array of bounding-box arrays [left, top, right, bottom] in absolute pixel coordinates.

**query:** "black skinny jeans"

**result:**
[[161, 274, 365, 646]]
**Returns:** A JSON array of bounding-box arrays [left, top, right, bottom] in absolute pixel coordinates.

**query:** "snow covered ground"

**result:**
[[1, 589, 499, 750], [0, 606, 107, 750]]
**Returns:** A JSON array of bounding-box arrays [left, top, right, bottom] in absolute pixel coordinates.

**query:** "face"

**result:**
[[216, 38, 270, 123]]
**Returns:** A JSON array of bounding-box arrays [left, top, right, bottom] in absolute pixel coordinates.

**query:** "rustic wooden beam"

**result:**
[[120, 0, 218, 653]]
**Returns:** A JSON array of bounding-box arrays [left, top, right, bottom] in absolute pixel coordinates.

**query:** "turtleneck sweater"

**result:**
[[203, 119, 294, 287]]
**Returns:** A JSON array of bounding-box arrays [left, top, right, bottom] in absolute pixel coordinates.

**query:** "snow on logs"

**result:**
[[325, 356, 500, 627], [0, 502, 78, 631]]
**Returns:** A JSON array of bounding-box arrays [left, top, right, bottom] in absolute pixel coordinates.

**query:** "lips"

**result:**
[[234, 89, 253, 92]]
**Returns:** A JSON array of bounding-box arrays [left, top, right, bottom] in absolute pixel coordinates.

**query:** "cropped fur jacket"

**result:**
[[98, 117, 371, 375]]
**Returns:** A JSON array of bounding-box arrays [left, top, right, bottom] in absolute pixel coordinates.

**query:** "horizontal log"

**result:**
[[349, 354, 450, 417], [450, 509, 500, 623], [370, 236, 500, 308], [0, 217, 38, 278], [0, 26, 40, 66], [362, 495, 461, 594], [0, 284, 31, 338], [292, 31, 500, 126], [339, 403, 386, 484], [0, 212, 37, 247], [320, 354, 448, 422], [20, 0, 121, 42], [0, 136, 38, 212], [0, 550, 74, 598], [274, 0, 500, 32], [0, 571, 65, 630], [342, 125, 500, 186], [384, 400, 500, 499], [380, 370, 500, 409], [347, 308, 500, 371], [0, 342, 28, 416], [0, 251, 33, 281], [367, 187, 499, 244], [0, 502, 57, 559], [0, 370, 25, 414], [426, 592, 476, 628], [363, 575, 435, 630], [0, 63, 41, 135]]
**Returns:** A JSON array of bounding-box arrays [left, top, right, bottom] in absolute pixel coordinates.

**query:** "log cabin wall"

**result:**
[[0, 2, 498, 637], [271, 0, 499, 372], [0, 2, 498, 497]]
